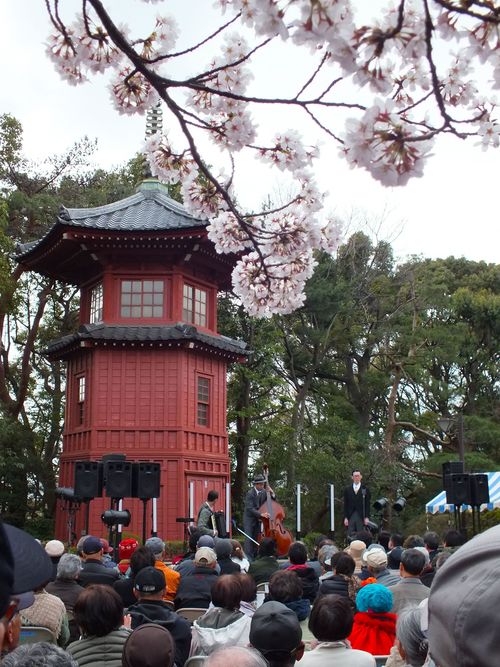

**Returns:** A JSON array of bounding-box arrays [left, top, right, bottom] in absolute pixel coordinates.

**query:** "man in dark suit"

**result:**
[[343, 469, 371, 537], [243, 474, 274, 560]]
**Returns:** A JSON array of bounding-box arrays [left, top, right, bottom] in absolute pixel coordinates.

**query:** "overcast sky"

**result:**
[[1, 1, 499, 265]]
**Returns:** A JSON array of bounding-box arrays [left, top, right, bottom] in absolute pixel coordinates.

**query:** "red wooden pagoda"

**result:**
[[17, 177, 247, 542]]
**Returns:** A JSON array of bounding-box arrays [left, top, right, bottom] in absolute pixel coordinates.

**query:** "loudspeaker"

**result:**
[[470, 474, 490, 505], [104, 460, 133, 498], [446, 473, 471, 506], [74, 461, 103, 500], [132, 462, 161, 499], [442, 461, 464, 489]]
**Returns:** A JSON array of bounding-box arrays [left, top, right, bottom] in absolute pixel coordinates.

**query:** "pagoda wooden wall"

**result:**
[[55, 347, 230, 543]]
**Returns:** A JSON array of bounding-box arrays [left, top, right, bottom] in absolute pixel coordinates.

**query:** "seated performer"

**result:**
[[197, 490, 219, 537]]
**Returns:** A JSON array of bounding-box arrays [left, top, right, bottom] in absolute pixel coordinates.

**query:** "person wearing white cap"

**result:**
[[365, 548, 400, 587]]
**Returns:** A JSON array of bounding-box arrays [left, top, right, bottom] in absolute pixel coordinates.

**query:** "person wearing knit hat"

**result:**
[[122, 623, 175, 667], [45, 540, 65, 582], [348, 582, 396, 656], [118, 538, 139, 575]]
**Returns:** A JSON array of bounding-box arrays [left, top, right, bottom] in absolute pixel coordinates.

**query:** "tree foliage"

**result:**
[[0, 113, 139, 526]]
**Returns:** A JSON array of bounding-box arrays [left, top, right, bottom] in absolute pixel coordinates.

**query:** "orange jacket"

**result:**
[[155, 559, 180, 603]]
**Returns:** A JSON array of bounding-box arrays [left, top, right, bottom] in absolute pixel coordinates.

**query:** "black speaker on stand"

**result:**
[[470, 473, 490, 534], [74, 461, 103, 535], [104, 460, 133, 499], [446, 473, 471, 506], [103, 458, 133, 554], [132, 462, 161, 544]]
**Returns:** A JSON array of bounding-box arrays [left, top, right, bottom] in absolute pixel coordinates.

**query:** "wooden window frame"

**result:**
[[120, 279, 164, 319], [77, 375, 86, 426], [183, 284, 208, 327], [89, 282, 103, 324], [197, 376, 211, 427]]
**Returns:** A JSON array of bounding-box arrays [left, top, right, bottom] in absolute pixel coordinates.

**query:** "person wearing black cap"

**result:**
[[78, 536, 120, 587], [243, 474, 275, 560], [127, 566, 191, 667], [250, 600, 305, 667]]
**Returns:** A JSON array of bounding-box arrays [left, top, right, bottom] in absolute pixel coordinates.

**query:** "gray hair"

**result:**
[[205, 646, 268, 667], [2, 643, 78, 667], [396, 607, 429, 667], [56, 553, 81, 580], [318, 544, 338, 568]]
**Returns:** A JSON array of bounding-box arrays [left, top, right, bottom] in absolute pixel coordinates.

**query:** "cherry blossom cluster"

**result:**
[[341, 99, 434, 186], [44, 0, 500, 315]]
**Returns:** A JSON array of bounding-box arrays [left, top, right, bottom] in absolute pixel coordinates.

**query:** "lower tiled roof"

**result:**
[[46, 322, 248, 358]]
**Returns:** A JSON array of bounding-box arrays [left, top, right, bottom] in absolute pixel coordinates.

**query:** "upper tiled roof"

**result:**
[[45, 322, 248, 359], [16, 179, 205, 258]]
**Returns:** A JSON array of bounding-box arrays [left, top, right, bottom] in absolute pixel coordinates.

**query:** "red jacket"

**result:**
[[348, 611, 397, 655]]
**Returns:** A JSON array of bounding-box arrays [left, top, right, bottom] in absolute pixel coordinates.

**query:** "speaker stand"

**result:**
[[83, 499, 91, 536], [141, 498, 149, 544]]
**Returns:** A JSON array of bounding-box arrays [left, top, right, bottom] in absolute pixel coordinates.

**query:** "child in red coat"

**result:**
[[349, 580, 397, 655]]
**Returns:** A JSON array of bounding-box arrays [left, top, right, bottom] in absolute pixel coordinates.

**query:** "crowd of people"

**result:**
[[1, 519, 499, 667]]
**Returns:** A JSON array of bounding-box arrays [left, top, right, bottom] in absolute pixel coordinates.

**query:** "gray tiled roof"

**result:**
[[16, 180, 206, 258], [58, 187, 203, 231], [46, 322, 248, 357]]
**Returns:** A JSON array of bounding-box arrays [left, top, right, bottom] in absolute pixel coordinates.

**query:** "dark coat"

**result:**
[[174, 566, 218, 610], [78, 559, 120, 587], [286, 565, 319, 603], [113, 577, 137, 609], [128, 598, 191, 667], [248, 556, 279, 585], [243, 487, 267, 535], [45, 578, 84, 643], [343, 485, 371, 521], [45, 579, 83, 611], [318, 574, 350, 600], [218, 557, 241, 575]]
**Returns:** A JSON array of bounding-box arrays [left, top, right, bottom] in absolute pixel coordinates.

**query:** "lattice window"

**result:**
[[77, 376, 85, 425], [197, 376, 210, 426], [90, 283, 103, 323], [183, 284, 207, 326], [121, 280, 164, 318]]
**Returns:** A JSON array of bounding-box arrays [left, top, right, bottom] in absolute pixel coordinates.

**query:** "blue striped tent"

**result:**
[[426, 471, 500, 513]]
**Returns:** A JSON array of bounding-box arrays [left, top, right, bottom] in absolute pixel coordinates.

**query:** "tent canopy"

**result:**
[[426, 471, 500, 514]]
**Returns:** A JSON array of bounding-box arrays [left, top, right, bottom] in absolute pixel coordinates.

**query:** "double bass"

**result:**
[[258, 465, 293, 557]]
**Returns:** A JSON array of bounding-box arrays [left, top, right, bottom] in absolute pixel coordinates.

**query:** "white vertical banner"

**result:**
[[118, 498, 123, 532], [189, 481, 195, 526], [296, 483, 301, 535], [225, 482, 231, 534], [330, 484, 335, 532], [152, 497, 157, 535]]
